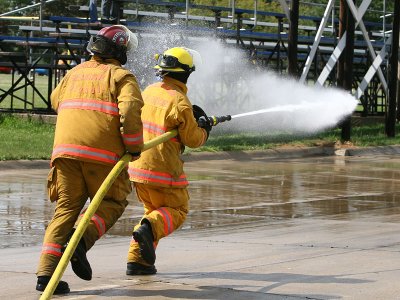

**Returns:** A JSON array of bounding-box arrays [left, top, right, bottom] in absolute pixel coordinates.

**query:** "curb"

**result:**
[[334, 145, 400, 156], [182, 146, 335, 161], [1, 145, 400, 170], [0, 160, 50, 170]]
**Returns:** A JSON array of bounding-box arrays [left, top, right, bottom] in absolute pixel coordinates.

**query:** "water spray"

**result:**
[[231, 103, 326, 119], [199, 103, 329, 128], [200, 103, 328, 128]]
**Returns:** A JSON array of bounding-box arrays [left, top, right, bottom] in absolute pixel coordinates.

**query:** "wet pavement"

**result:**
[[2, 151, 400, 250], [1, 149, 400, 299]]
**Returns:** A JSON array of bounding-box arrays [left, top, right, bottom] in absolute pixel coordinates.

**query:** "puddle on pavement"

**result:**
[[1, 155, 400, 248]]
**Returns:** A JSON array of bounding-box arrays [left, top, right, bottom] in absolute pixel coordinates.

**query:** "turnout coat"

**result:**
[[128, 76, 207, 188], [51, 56, 144, 166]]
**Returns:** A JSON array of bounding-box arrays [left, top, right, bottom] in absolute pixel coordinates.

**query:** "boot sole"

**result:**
[[126, 268, 157, 275], [36, 283, 70, 294], [126, 263, 157, 275]]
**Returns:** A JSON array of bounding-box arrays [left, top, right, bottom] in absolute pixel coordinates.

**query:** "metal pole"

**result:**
[[397, 28, 400, 121], [386, 0, 399, 136], [288, 0, 299, 77], [337, 0, 346, 89], [39, 0, 45, 31], [299, 0, 334, 83], [383, 0, 386, 41], [337, 0, 354, 142], [332, 1, 335, 33], [230, 0, 235, 25], [185, 0, 189, 27], [396, 32, 400, 122], [253, 0, 257, 28], [0, 0, 56, 16]]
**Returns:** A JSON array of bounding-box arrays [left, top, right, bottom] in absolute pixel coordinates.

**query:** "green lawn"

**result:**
[[0, 73, 52, 110], [1, 113, 400, 161], [0, 113, 54, 160]]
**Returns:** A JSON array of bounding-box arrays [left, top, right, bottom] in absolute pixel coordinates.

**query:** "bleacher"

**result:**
[[0, 13, 100, 112], [0, 0, 390, 114]]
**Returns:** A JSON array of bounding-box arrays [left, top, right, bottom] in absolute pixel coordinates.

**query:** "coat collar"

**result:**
[[162, 77, 188, 95], [91, 55, 121, 66]]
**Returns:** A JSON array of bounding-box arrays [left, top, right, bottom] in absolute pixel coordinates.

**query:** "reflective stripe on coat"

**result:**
[[50, 56, 143, 166], [129, 77, 207, 187]]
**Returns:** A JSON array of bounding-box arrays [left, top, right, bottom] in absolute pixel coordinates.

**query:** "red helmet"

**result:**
[[97, 26, 129, 48], [87, 25, 138, 65]]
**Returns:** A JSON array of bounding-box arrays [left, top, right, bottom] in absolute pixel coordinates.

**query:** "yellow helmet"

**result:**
[[154, 47, 195, 73]]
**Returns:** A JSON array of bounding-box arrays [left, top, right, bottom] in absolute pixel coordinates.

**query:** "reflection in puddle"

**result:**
[[1, 155, 400, 248]]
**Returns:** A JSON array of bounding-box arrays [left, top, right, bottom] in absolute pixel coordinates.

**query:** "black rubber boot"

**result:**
[[36, 276, 70, 294], [71, 238, 92, 281], [132, 221, 156, 265], [126, 262, 157, 275]]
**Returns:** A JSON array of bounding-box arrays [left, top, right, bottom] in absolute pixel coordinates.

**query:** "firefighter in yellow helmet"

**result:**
[[35, 25, 144, 294], [126, 47, 211, 275]]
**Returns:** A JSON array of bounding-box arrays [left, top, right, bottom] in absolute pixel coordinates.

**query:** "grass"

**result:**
[[191, 123, 400, 152], [0, 114, 54, 160], [1, 113, 400, 161], [0, 74, 51, 110]]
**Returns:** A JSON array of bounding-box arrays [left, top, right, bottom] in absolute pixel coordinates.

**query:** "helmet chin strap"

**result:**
[[156, 70, 170, 79]]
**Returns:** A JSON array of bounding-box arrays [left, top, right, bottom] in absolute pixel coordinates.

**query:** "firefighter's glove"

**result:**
[[193, 105, 212, 138], [193, 104, 207, 121], [198, 116, 212, 138]]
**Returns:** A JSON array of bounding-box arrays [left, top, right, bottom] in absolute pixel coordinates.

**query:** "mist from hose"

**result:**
[[231, 103, 328, 119], [128, 30, 358, 135], [189, 40, 358, 134]]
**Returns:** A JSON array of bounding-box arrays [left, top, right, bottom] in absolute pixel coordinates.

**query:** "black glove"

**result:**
[[192, 105, 207, 121], [192, 104, 212, 138]]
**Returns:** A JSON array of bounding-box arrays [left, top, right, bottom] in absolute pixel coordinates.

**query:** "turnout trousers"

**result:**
[[127, 182, 189, 265], [37, 158, 131, 276]]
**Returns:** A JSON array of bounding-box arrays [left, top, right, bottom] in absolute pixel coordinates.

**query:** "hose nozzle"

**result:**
[[198, 115, 232, 127], [208, 115, 232, 126]]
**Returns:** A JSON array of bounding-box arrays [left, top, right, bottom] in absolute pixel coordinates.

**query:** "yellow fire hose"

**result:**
[[40, 129, 178, 300]]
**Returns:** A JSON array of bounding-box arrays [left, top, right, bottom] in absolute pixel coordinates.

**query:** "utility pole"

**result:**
[[288, 0, 299, 77], [337, 0, 355, 142], [397, 27, 400, 121], [386, 0, 399, 137], [337, 1, 345, 93]]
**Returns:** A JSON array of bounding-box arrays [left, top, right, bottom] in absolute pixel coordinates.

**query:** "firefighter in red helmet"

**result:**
[[35, 25, 143, 294], [126, 47, 212, 275]]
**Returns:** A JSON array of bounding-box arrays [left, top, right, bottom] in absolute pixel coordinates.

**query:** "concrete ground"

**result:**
[[1, 146, 400, 300], [2, 216, 400, 300]]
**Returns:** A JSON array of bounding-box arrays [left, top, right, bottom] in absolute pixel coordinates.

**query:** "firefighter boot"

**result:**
[[36, 276, 70, 294], [126, 262, 157, 275], [71, 238, 92, 281], [132, 221, 156, 265]]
